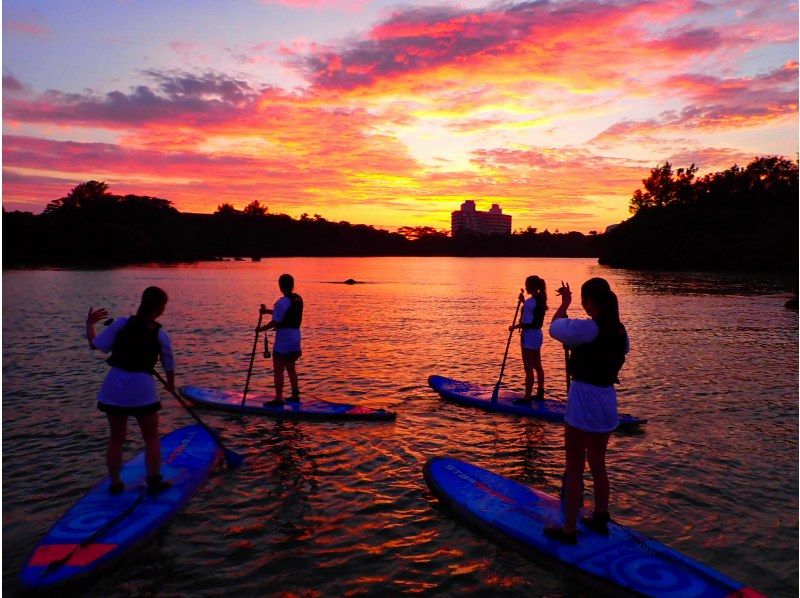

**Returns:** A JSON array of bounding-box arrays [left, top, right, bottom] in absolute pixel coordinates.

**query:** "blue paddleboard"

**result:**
[[428, 375, 646, 429], [20, 425, 221, 591], [424, 457, 763, 598], [180, 386, 396, 422]]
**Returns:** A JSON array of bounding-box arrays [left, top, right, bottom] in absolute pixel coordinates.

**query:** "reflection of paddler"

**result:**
[[257, 274, 303, 407]]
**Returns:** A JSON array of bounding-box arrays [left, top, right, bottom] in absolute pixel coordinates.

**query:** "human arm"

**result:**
[[255, 303, 278, 332], [551, 281, 571, 322], [508, 289, 528, 332], [85, 307, 109, 349], [158, 329, 176, 392]]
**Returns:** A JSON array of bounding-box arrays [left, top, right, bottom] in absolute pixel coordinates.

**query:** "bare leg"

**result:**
[[135, 412, 162, 479], [521, 348, 534, 399], [286, 361, 299, 394], [273, 354, 286, 400], [531, 349, 545, 395], [563, 424, 588, 533], [106, 413, 128, 485], [586, 432, 611, 514]]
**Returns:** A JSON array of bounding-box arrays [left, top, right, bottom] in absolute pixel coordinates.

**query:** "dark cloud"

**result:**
[[3, 70, 267, 127], [3, 74, 28, 95]]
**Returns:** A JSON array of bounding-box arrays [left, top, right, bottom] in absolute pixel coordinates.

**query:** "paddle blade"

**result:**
[[223, 448, 245, 470], [491, 382, 500, 402]]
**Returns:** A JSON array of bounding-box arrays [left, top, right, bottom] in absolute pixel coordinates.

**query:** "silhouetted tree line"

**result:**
[[599, 156, 799, 272], [3, 181, 600, 267]]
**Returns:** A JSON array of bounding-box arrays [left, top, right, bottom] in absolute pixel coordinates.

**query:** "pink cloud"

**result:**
[[3, 19, 49, 37]]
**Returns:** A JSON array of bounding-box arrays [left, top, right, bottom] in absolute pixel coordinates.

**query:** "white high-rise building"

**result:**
[[451, 200, 512, 236]]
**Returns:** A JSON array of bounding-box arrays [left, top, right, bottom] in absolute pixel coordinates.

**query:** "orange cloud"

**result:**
[[3, 0, 797, 233]]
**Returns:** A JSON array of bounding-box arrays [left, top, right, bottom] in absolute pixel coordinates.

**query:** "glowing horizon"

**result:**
[[3, 0, 797, 232]]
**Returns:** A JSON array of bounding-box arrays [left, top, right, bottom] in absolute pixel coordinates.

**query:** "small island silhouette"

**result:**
[[3, 155, 796, 274]]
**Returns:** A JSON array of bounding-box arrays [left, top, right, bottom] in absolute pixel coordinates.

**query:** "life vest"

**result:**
[[275, 293, 303, 329], [568, 322, 627, 387], [107, 316, 161, 373], [531, 299, 546, 329]]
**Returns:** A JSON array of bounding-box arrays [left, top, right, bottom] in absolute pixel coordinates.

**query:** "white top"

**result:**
[[519, 297, 543, 350], [549, 317, 629, 434], [92, 316, 174, 407], [273, 296, 301, 353]]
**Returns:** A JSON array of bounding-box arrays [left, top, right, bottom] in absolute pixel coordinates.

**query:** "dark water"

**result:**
[[3, 258, 797, 596]]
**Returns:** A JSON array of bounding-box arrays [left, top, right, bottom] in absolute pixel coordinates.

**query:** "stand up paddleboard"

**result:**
[[180, 386, 396, 422], [429, 375, 646, 429], [20, 425, 221, 592], [424, 457, 763, 598]]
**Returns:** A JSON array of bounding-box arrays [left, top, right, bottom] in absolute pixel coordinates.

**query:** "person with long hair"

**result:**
[[508, 275, 547, 403], [258, 273, 304, 407], [85, 286, 174, 494], [544, 277, 628, 544]]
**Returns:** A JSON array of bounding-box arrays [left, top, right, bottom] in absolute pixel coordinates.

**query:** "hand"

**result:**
[[556, 281, 572, 305], [86, 307, 108, 327], [259, 304, 272, 315], [518, 288, 525, 303], [508, 324, 517, 332]]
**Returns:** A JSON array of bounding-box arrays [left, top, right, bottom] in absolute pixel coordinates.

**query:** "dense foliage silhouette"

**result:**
[[3, 182, 599, 267], [600, 156, 798, 272]]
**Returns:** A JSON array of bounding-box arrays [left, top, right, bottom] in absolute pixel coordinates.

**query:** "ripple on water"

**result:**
[[3, 260, 797, 597]]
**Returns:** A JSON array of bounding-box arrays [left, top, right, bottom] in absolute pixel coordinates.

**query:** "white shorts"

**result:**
[[564, 380, 619, 433], [521, 328, 543, 350], [96, 367, 159, 408]]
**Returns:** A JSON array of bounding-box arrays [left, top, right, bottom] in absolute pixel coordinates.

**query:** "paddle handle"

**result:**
[[242, 309, 264, 405]]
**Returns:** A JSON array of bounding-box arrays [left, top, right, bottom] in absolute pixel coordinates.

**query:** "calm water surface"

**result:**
[[3, 258, 798, 596]]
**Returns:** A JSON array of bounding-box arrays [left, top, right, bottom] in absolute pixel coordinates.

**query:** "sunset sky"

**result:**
[[3, 0, 797, 232]]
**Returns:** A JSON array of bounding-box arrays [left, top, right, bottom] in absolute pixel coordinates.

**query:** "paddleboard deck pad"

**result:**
[[180, 386, 396, 421], [20, 425, 220, 591], [428, 375, 645, 429], [424, 457, 763, 598]]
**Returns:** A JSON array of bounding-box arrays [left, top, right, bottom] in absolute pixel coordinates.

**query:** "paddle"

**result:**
[[491, 289, 525, 402], [153, 370, 244, 470], [241, 307, 265, 408], [564, 347, 571, 393]]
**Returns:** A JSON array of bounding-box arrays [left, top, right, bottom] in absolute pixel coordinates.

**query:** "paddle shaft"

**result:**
[[242, 310, 264, 406], [153, 370, 243, 469], [564, 347, 571, 393], [492, 294, 524, 401]]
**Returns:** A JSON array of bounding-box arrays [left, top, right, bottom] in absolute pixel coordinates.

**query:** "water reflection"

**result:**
[[3, 258, 797, 597]]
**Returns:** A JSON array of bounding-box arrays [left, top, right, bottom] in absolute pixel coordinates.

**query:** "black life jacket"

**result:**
[[531, 299, 546, 329], [107, 316, 162, 373], [275, 293, 303, 329], [568, 321, 627, 387]]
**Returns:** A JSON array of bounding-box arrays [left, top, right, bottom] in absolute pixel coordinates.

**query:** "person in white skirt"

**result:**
[[258, 273, 303, 407], [544, 277, 629, 544], [508, 275, 548, 403], [85, 286, 175, 495]]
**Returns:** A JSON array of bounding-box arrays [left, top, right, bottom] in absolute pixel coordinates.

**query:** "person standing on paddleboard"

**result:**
[[85, 286, 175, 495], [544, 277, 628, 544], [258, 273, 303, 407], [508, 275, 547, 404]]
